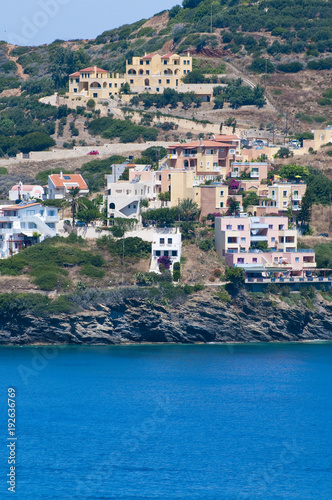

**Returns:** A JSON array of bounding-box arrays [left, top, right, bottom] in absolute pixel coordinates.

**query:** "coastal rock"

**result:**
[[0, 293, 332, 345]]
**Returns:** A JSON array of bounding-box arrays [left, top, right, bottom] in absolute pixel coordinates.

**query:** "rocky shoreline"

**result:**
[[1, 292, 332, 345]]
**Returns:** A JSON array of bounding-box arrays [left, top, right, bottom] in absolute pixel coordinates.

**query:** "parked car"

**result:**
[[318, 233, 329, 237], [87, 150, 99, 155], [75, 220, 88, 227]]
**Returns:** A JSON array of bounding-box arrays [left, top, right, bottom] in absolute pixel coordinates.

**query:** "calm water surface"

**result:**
[[0, 343, 332, 499]]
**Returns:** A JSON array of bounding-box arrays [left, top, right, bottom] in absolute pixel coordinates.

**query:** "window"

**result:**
[[74, 88, 77, 93], [274, 257, 278, 263], [21, 222, 25, 228], [164, 60, 167, 65], [109, 83, 112, 87], [93, 93, 97, 98], [272, 190, 275, 196], [156, 250, 161, 257], [75, 78, 79, 83], [269, 224, 273, 229], [220, 191, 224, 196], [213, 162, 218, 168], [146, 60, 150, 65], [220, 148, 224, 152], [226, 225, 232, 230], [48, 210, 55, 216], [295, 257, 299, 263], [283, 201, 287, 206], [146, 70, 149, 75], [220, 202, 224, 208], [184, 60, 186, 65], [168, 174, 171, 180], [172, 250, 177, 257], [241, 237, 246, 243], [294, 190, 298, 196], [253, 258, 257, 263], [158, 79, 161, 84], [271, 237, 275, 242], [279, 224, 284, 230], [160, 238, 165, 244], [168, 238, 172, 244], [140, 60, 143, 65], [187, 60, 190, 64], [130, 80, 134, 84], [283, 191, 287, 197], [237, 225, 244, 231], [133, 205, 136, 209], [230, 149, 235, 154], [237, 258, 244, 264], [164, 250, 169, 256], [27, 210, 35, 215], [166, 79, 170, 84], [28, 222, 37, 229], [114, 83, 117, 88], [64, 175, 71, 180]]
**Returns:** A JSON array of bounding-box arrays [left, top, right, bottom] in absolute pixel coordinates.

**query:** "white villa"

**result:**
[[47, 172, 89, 200], [150, 228, 182, 273], [9, 183, 44, 202], [0, 202, 60, 259]]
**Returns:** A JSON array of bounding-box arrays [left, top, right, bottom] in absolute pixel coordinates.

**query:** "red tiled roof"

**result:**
[[169, 141, 232, 149], [3, 203, 41, 211], [11, 185, 43, 191], [69, 71, 80, 77], [49, 174, 88, 190], [142, 54, 155, 59], [161, 54, 177, 59], [79, 67, 108, 73], [214, 134, 240, 142]]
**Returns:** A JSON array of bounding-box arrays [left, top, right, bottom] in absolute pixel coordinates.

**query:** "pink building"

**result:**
[[215, 214, 316, 279], [228, 162, 268, 182]]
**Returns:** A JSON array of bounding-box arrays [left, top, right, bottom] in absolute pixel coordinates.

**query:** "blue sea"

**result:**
[[1, 343, 332, 499]]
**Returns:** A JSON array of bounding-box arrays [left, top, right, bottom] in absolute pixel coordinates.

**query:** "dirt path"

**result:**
[[6, 44, 29, 81]]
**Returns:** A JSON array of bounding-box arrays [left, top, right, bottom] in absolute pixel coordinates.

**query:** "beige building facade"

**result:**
[[68, 53, 193, 99]]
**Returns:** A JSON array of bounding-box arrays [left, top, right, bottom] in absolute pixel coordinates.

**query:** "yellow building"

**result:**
[[68, 53, 193, 99], [126, 53, 192, 89], [261, 183, 307, 212]]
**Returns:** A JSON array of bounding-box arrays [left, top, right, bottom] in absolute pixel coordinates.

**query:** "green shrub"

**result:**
[[198, 239, 213, 251], [173, 261, 181, 281], [80, 265, 105, 278], [33, 271, 68, 291]]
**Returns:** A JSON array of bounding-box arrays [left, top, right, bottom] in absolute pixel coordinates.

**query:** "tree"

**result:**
[[298, 189, 313, 228], [279, 164, 309, 180], [226, 197, 240, 215], [179, 199, 201, 222], [274, 147, 292, 159], [86, 99, 95, 109], [67, 187, 85, 226], [225, 266, 246, 289], [120, 82, 131, 95]]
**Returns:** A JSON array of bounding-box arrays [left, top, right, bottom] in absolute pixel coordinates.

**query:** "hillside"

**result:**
[[0, 0, 331, 132]]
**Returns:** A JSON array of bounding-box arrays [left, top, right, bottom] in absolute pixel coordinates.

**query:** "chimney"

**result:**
[[60, 171, 63, 179], [200, 137, 203, 147]]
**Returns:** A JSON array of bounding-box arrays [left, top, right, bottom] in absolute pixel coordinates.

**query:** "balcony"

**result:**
[[251, 235, 268, 242], [230, 171, 239, 178], [250, 172, 260, 178], [168, 154, 177, 160], [182, 153, 196, 158], [292, 195, 301, 201]]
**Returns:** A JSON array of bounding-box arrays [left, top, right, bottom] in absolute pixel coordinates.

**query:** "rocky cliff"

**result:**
[[1, 292, 332, 345]]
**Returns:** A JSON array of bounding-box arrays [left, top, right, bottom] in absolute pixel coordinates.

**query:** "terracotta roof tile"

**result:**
[[169, 141, 232, 148], [49, 174, 88, 190], [79, 67, 108, 73]]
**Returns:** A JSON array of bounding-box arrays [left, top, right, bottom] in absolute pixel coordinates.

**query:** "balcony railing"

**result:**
[[250, 172, 260, 178]]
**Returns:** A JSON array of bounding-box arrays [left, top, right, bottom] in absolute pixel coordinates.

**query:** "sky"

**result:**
[[1, 0, 178, 46]]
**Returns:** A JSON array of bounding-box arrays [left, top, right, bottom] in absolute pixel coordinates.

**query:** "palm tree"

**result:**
[[179, 199, 201, 222], [67, 187, 87, 226]]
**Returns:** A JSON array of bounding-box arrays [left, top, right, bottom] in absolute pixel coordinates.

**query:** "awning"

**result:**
[[20, 231, 34, 237]]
